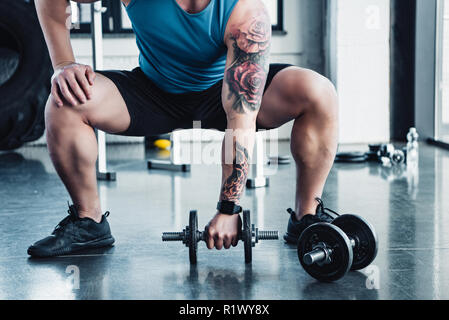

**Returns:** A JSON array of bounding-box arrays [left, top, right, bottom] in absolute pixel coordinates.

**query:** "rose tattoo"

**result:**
[[234, 19, 270, 54], [226, 13, 270, 114], [227, 61, 265, 112]]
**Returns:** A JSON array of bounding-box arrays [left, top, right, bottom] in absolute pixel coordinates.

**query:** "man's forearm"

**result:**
[[220, 133, 253, 204], [219, 118, 257, 205], [218, 3, 271, 207], [35, 0, 77, 68]]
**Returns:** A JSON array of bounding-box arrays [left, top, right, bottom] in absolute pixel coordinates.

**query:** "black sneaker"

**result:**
[[28, 204, 115, 258], [283, 198, 339, 244]]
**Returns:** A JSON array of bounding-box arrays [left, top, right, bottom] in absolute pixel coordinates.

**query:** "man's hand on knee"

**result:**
[[51, 62, 96, 107]]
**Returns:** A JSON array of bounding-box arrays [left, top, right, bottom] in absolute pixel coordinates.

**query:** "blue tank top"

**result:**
[[125, 0, 239, 93]]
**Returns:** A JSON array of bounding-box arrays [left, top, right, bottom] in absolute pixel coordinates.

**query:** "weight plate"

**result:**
[[269, 155, 291, 165], [391, 150, 405, 165], [332, 214, 378, 271], [369, 144, 381, 153], [297, 223, 353, 282], [189, 210, 198, 264], [335, 152, 368, 163], [243, 210, 252, 263]]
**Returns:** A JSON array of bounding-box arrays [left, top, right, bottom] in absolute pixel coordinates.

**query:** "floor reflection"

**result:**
[[181, 265, 256, 300], [301, 271, 379, 300], [26, 247, 114, 300], [1, 143, 449, 299]]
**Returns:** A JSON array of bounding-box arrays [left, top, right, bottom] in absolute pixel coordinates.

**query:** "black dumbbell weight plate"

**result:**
[[297, 223, 353, 282], [189, 210, 198, 264], [243, 210, 252, 264], [332, 214, 378, 271], [335, 152, 368, 163]]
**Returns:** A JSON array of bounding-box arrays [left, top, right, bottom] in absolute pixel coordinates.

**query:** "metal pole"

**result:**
[[255, 132, 264, 178], [91, 2, 116, 181], [171, 131, 181, 165], [246, 131, 269, 189]]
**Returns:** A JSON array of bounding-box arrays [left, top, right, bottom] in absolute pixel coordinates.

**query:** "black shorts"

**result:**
[[97, 63, 292, 136]]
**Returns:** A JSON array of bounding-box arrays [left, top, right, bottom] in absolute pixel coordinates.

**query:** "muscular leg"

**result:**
[[257, 67, 339, 219], [45, 73, 131, 222]]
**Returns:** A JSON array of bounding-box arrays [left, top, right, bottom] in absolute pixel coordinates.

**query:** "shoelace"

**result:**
[[286, 198, 341, 220], [52, 204, 79, 235], [315, 197, 340, 220], [52, 205, 110, 235]]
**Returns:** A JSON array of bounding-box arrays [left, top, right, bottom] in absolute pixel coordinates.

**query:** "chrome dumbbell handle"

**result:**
[[162, 230, 205, 244], [162, 232, 184, 241], [303, 249, 328, 266], [303, 237, 356, 266], [258, 230, 279, 240]]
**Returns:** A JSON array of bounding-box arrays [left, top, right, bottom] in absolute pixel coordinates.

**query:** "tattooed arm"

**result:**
[[221, 1, 271, 203], [206, 0, 271, 250]]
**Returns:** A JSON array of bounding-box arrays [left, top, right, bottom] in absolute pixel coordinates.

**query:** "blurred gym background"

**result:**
[[1, 0, 449, 300], [2, 0, 448, 149]]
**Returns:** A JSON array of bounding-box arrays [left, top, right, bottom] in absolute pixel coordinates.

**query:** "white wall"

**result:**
[[271, 0, 325, 70], [328, 0, 391, 144], [435, 0, 449, 141]]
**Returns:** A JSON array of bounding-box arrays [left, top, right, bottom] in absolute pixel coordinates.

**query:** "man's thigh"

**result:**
[[47, 72, 131, 135], [96, 68, 187, 136], [81, 72, 131, 134], [257, 66, 331, 129]]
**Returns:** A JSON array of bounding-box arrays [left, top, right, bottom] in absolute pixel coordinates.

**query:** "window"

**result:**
[[69, 0, 284, 34], [70, 1, 132, 34], [262, 0, 284, 32], [435, 0, 449, 143]]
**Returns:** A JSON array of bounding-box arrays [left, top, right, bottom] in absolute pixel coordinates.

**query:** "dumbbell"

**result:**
[[297, 214, 378, 282], [162, 210, 279, 264], [335, 144, 407, 165], [378, 144, 406, 166]]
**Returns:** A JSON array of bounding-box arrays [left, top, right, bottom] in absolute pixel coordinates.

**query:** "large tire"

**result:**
[[0, 0, 52, 150]]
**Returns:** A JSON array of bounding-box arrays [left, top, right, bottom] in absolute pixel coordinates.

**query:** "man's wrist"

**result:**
[[217, 200, 242, 215], [54, 60, 76, 70]]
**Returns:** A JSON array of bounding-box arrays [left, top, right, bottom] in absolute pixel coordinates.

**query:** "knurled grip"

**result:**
[[258, 230, 279, 240], [162, 232, 184, 241]]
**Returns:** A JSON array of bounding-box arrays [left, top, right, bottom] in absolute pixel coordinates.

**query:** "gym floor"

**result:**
[[0, 141, 448, 300]]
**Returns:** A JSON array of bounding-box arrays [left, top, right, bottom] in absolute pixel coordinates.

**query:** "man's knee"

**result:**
[[307, 75, 338, 121], [281, 68, 338, 120], [45, 96, 93, 134]]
